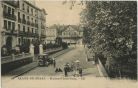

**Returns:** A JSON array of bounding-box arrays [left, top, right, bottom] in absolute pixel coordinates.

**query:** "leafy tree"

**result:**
[[80, 1, 137, 78]]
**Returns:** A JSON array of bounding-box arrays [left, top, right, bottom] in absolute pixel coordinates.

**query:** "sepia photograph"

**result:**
[[0, 0, 137, 88]]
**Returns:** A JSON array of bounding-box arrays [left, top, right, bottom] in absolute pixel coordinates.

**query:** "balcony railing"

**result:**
[[3, 1, 19, 8], [41, 34, 46, 38], [2, 29, 17, 36], [19, 31, 39, 37], [41, 25, 45, 29], [3, 12, 16, 21], [31, 22, 35, 26], [35, 24, 38, 27], [27, 21, 30, 25], [18, 18, 21, 23], [22, 19, 26, 24]]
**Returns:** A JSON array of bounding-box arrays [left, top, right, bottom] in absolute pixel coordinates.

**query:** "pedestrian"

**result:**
[[53, 58, 56, 68], [58, 68, 63, 72], [64, 65, 68, 77], [79, 67, 82, 77], [55, 68, 59, 73]]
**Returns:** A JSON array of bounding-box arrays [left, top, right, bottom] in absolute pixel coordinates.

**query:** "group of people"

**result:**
[[63, 61, 83, 77], [52, 57, 83, 77]]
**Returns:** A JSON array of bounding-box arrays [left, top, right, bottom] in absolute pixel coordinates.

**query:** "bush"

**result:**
[[61, 42, 68, 49]]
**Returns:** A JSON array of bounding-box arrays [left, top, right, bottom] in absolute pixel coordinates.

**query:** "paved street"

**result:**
[[21, 46, 100, 77], [2, 47, 137, 88]]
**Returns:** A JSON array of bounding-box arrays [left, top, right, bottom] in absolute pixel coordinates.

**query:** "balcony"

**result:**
[[3, 1, 19, 8], [3, 12, 16, 21], [18, 31, 39, 38], [22, 19, 26, 24], [2, 28, 17, 36], [41, 17, 46, 22], [27, 21, 30, 25], [35, 24, 38, 28], [31, 22, 35, 26], [41, 34, 46, 38], [41, 25, 45, 29], [18, 18, 21, 23]]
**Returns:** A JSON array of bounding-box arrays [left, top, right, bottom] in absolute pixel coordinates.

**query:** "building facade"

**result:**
[[60, 25, 83, 45], [0, 0, 47, 53], [46, 28, 57, 44]]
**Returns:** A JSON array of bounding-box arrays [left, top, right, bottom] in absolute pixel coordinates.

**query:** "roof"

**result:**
[[61, 25, 83, 32]]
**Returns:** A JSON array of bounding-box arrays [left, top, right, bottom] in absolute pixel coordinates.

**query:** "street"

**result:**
[[2, 47, 137, 88], [22, 46, 100, 77]]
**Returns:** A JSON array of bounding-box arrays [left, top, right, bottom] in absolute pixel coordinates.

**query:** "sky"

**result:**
[[35, 1, 84, 26]]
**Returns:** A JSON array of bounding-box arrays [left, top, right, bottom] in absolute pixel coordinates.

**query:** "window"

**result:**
[[18, 24, 20, 31], [4, 20, 7, 29], [8, 21, 11, 30], [18, 38, 21, 45], [31, 18, 33, 23], [31, 8, 33, 14], [3, 5, 7, 13], [22, 3, 25, 10], [27, 6, 29, 13], [18, 12, 20, 19], [12, 8, 14, 16], [23, 26, 25, 32], [35, 20, 36, 23], [8, 7, 11, 15], [32, 28, 33, 33], [23, 14, 25, 20], [27, 16, 29, 21], [12, 22, 15, 30], [28, 27, 30, 32]]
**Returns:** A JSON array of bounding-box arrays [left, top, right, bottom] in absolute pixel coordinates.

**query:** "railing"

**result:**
[[1, 53, 32, 64], [18, 18, 22, 23], [2, 29, 17, 36], [27, 21, 30, 25], [35, 24, 38, 27], [3, 12, 16, 21], [3, 1, 19, 7], [41, 25, 45, 29], [22, 19, 26, 24], [1, 48, 62, 64], [31, 22, 35, 26], [40, 34, 46, 38], [19, 31, 39, 37], [44, 47, 63, 53]]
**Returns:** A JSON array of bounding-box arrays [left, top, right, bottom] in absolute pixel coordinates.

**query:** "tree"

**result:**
[[80, 1, 137, 78]]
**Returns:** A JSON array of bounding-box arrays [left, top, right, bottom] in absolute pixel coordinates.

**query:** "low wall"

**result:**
[[1, 57, 33, 74], [98, 58, 108, 77], [1, 48, 64, 74]]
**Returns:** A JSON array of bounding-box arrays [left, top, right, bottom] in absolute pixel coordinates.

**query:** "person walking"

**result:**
[[79, 67, 82, 77], [53, 58, 56, 68], [64, 64, 68, 77]]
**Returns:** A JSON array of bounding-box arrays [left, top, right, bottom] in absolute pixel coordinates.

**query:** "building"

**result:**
[[46, 28, 57, 44], [0, 0, 47, 53], [59, 25, 83, 45]]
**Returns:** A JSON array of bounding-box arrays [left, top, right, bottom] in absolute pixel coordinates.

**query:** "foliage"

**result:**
[[81, 1, 137, 78], [61, 42, 68, 49], [55, 37, 62, 45]]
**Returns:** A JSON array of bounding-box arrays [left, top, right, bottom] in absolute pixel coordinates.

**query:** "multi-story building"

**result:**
[[0, 0, 47, 53], [46, 28, 57, 44], [59, 25, 83, 45]]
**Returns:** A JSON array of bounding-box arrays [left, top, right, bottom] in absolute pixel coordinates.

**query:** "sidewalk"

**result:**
[[55, 47, 101, 77], [60, 61, 100, 77]]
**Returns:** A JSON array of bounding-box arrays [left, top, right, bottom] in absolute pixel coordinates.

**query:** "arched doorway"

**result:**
[[6, 36, 12, 50]]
